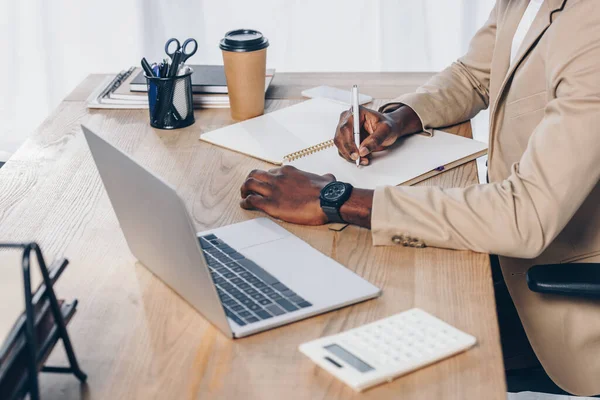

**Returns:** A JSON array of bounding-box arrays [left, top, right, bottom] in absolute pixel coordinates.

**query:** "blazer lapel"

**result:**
[[492, 0, 567, 113], [488, 0, 567, 167]]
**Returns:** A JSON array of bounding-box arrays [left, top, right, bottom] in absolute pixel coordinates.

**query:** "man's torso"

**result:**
[[488, 0, 600, 269]]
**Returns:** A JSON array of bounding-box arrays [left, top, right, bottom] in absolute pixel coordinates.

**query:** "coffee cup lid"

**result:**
[[219, 29, 269, 52]]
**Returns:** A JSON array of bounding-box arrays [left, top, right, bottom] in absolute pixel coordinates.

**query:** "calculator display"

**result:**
[[324, 344, 374, 373]]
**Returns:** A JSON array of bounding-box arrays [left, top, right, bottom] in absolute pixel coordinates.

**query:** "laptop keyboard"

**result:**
[[199, 234, 312, 327]]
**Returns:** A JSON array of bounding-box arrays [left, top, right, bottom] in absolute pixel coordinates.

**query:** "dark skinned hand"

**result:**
[[240, 165, 335, 225], [334, 105, 422, 165]]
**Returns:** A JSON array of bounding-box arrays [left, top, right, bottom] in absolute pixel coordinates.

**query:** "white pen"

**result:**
[[352, 85, 361, 167]]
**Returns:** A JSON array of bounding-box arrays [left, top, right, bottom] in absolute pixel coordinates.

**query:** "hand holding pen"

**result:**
[[333, 87, 423, 165]]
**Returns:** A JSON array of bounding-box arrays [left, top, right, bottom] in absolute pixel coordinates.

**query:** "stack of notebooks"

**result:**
[[87, 66, 275, 109], [200, 98, 488, 189]]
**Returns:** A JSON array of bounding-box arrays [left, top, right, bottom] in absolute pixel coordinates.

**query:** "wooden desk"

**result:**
[[0, 73, 505, 399]]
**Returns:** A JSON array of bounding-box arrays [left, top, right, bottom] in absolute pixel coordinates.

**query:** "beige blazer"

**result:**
[[373, 0, 600, 395]]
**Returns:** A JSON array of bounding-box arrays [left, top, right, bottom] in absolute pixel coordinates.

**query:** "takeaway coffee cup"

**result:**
[[220, 29, 269, 121]]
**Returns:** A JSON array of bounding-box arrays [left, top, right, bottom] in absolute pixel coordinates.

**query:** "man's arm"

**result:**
[[383, 3, 498, 134], [240, 2, 600, 260], [370, 2, 600, 258], [340, 189, 373, 229]]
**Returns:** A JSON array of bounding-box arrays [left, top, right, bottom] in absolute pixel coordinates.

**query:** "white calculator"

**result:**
[[299, 308, 477, 392]]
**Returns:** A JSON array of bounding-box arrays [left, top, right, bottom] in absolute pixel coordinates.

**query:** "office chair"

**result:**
[[505, 263, 600, 396]]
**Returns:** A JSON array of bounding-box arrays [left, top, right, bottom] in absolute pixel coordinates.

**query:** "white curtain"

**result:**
[[0, 0, 495, 162]]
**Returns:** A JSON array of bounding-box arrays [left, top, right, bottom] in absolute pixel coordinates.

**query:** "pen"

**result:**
[[161, 59, 169, 77], [168, 51, 182, 78], [141, 58, 155, 78], [352, 85, 360, 167]]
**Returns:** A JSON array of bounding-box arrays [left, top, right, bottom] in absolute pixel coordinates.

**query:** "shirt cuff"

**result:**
[[378, 94, 436, 136], [378, 103, 404, 114]]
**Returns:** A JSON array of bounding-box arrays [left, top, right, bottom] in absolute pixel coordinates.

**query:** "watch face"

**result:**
[[323, 182, 347, 201]]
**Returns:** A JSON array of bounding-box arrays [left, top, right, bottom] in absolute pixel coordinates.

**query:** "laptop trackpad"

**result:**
[[202, 218, 290, 250]]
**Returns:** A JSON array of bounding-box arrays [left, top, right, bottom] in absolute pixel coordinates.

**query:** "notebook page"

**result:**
[[288, 130, 487, 189], [199, 98, 348, 164]]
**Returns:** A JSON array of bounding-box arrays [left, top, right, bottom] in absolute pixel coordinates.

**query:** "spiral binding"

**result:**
[[283, 139, 335, 162]]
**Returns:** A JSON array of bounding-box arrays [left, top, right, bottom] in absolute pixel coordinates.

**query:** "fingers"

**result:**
[[240, 194, 270, 212], [334, 112, 358, 162], [335, 107, 387, 163], [248, 168, 272, 182], [358, 122, 392, 157], [240, 170, 273, 212], [240, 177, 272, 198], [359, 135, 384, 157]]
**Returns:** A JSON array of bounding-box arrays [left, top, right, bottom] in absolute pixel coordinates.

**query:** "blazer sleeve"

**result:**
[[379, 4, 498, 135], [371, 2, 600, 259]]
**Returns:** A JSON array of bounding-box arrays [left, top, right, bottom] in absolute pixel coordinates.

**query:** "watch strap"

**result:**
[[322, 205, 345, 224]]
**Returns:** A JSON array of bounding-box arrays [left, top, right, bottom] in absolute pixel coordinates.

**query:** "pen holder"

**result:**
[[145, 68, 195, 130]]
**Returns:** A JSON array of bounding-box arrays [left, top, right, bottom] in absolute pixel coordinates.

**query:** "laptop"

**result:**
[[81, 125, 381, 338]]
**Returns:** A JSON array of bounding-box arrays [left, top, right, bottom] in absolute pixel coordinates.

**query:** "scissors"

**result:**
[[165, 38, 198, 76]]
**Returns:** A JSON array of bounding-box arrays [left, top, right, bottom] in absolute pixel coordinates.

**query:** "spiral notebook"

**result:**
[[199, 98, 487, 189]]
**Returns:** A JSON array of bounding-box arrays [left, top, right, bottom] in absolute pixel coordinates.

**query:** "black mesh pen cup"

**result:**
[[145, 68, 195, 129]]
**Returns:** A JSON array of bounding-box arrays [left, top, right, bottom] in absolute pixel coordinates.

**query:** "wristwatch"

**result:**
[[320, 181, 353, 224]]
